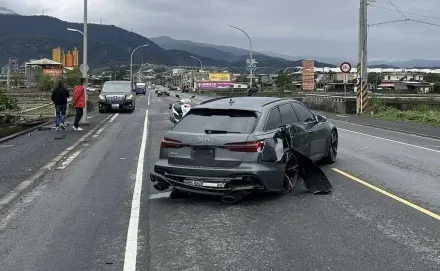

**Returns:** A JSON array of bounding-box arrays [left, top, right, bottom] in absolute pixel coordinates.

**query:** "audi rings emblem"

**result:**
[[196, 137, 210, 143]]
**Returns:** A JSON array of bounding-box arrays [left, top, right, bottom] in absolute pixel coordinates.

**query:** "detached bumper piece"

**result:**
[[150, 172, 265, 196]]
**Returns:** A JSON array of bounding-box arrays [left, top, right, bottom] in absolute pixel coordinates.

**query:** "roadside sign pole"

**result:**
[[344, 76, 347, 109], [360, 51, 364, 114], [340, 62, 351, 113]]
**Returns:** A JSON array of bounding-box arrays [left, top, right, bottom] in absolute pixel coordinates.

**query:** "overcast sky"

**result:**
[[3, 0, 440, 60]]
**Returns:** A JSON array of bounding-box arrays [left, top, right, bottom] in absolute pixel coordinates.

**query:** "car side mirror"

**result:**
[[169, 104, 172, 109], [316, 114, 327, 122], [175, 94, 180, 98]]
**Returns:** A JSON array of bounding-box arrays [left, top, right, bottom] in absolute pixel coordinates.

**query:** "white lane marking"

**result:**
[[123, 109, 148, 271], [109, 113, 119, 122], [92, 127, 105, 138], [0, 144, 14, 148], [56, 150, 82, 170], [339, 128, 440, 153], [149, 192, 171, 199], [147, 91, 150, 105]]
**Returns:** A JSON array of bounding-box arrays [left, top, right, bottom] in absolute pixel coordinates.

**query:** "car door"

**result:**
[[291, 103, 327, 160], [278, 103, 310, 156]]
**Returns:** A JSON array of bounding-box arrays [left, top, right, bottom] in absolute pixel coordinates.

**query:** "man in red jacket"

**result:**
[[72, 78, 86, 131]]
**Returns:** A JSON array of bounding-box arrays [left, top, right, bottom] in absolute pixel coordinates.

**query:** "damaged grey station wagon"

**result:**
[[150, 97, 337, 203]]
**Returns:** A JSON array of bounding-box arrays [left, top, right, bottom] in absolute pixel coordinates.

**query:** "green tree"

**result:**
[[275, 73, 292, 91], [35, 72, 55, 91], [0, 89, 18, 111], [65, 68, 82, 87], [12, 74, 25, 87], [114, 68, 126, 80], [423, 73, 440, 83], [154, 67, 166, 73], [368, 72, 381, 85]]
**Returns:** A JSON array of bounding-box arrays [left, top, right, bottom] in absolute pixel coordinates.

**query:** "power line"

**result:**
[[369, 4, 440, 21], [371, 0, 440, 17], [386, 0, 407, 20]]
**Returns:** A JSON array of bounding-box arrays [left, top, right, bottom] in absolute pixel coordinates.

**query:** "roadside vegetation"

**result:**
[[0, 89, 18, 112], [368, 96, 440, 127]]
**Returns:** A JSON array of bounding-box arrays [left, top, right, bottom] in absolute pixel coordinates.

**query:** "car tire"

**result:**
[[322, 129, 338, 164], [99, 109, 104, 113]]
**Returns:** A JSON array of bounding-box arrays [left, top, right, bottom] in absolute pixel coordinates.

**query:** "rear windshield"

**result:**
[[102, 82, 131, 93], [173, 109, 258, 134]]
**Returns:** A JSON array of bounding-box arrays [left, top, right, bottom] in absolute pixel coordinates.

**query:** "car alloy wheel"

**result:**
[[280, 150, 299, 194]]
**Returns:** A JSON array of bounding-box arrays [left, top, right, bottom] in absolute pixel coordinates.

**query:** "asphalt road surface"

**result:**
[[0, 91, 439, 271]]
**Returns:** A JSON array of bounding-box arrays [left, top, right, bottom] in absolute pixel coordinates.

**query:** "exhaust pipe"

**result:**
[[221, 192, 243, 204]]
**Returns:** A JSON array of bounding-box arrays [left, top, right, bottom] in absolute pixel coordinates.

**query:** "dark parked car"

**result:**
[[150, 97, 337, 202], [99, 81, 135, 113], [135, 86, 146, 95]]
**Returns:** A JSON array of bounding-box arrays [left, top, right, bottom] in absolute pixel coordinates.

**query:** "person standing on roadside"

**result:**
[[51, 80, 70, 131], [72, 78, 86, 131]]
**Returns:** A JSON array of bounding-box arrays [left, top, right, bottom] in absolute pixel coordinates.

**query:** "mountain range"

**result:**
[[2, 7, 439, 69], [0, 10, 332, 69]]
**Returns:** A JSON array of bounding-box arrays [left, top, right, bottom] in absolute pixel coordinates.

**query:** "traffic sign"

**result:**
[[343, 73, 348, 84], [79, 64, 89, 74], [340, 62, 351, 73]]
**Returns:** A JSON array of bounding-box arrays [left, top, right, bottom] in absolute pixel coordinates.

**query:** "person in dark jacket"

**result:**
[[51, 80, 70, 131], [247, 84, 258, 96]]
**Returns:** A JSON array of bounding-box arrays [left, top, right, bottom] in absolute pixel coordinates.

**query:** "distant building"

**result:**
[[52, 47, 79, 68], [72, 48, 79, 67], [65, 51, 73, 67]]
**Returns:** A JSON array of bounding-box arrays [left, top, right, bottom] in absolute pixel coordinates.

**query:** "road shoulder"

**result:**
[[0, 113, 113, 212]]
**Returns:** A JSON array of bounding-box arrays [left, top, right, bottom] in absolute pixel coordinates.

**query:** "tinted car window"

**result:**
[[279, 103, 300, 124], [264, 107, 282, 131], [172, 109, 257, 134], [102, 82, 131, 93], [292, 103, 315, 123]]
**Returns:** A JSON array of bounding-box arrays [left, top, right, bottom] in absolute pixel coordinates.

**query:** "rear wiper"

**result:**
[[205, 129, 240, 134]]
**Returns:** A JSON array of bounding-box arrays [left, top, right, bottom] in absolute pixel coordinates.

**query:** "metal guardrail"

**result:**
[[304, 94, 348, 102], [0, 102, 65, 124]]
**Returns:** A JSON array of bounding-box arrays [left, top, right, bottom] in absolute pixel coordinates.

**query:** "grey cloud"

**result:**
[[4, 0, 440, 60]]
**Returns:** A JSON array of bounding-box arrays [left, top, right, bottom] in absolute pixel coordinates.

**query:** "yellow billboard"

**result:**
[[209, 73, 231, 82]]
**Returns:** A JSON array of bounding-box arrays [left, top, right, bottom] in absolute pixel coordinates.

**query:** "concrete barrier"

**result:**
[[302, 94, 347, 114]]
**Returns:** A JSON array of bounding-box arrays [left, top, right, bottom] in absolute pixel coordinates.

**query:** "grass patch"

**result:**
[[368, 96, 440, 127]]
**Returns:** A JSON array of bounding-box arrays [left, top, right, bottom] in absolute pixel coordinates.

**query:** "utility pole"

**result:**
[[357, 0, 368, 114]]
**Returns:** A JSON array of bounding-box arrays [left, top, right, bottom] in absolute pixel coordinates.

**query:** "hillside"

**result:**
[[151, 36, 334, 68], [0, 14, 230, 68]]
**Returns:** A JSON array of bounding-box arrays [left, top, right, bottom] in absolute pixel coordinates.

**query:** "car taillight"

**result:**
[[160, 138, 182, 149], [224, 141, 264, 152]]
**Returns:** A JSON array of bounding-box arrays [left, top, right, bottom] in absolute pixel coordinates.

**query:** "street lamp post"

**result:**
[[66, 0, 88, 124], [190, 55, 202, 72], [130, 44, 148, 88], [229, 25, 253, 87]]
